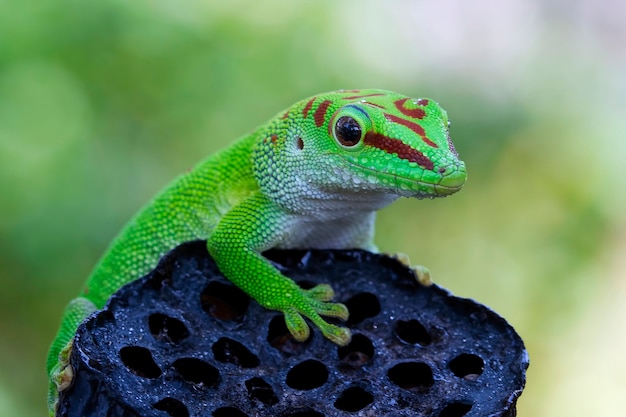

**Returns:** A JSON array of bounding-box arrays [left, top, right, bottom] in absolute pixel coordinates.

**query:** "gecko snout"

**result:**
[[437, 163, 467, 190]]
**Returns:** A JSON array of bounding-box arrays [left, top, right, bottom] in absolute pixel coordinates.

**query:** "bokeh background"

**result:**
[[1, 0, 625, 415]]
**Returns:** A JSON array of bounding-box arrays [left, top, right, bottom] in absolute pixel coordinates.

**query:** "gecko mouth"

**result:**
[[338, 158, 466, 198]]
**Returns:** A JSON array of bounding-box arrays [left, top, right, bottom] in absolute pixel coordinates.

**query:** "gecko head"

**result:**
[[305, 90, 466, 199], [253, 90, 467, 210], [326, 92, 466, 198]]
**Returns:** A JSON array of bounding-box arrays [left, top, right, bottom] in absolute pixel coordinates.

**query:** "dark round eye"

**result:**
[[334, 116, 362, 147]]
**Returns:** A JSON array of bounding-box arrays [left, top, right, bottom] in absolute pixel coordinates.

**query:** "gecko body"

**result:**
[[47, 89, 466, 415]]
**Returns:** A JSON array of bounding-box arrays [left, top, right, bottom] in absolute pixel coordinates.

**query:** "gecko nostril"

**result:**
[[438, 167, 447, 174]]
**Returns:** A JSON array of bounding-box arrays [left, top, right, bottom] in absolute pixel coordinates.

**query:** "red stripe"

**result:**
[[394, 98, 426, 119], [363, 101, 385, 109], [302, 97, 316, 118], [314, 100, 332, 127], [364, 132, 434, 170], [343, 93, 386, 100], [385, 113, 438, 148]]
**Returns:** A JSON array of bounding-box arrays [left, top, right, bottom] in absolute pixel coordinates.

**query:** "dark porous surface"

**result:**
[[58, 241, 528, 417]]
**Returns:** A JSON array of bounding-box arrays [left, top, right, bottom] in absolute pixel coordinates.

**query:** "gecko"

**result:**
[[46, 89, 466, 414]]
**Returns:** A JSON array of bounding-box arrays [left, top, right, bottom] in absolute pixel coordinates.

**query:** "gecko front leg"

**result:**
[[207, 192, 351, 345]]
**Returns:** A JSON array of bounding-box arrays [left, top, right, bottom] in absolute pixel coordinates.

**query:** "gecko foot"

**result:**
[[48, 341, 75, 416], [412, 265, 432, 286], [281, 283, 351, 346], [390, 252, 433, 286]]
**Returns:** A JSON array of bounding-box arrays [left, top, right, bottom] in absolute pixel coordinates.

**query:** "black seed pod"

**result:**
[[58, 241, 528, 417]]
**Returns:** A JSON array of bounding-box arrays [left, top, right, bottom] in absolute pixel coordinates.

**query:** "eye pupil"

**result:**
[[335, 116, 362, 147]]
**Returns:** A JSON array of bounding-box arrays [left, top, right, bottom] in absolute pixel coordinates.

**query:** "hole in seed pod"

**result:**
[[212, 337, 259, 368], [337, 334, 374, 367], [173, 358, 219, 387], [148, 313, 189, 344], [267, 315, 309, 354], [152, 397, 189, 417], [119, 346, 161, 378], [245, 377, 279, 405], [286, 359, 328, 390], [212, 407, 249, 417], [344, 292, 381, 324], [280, 410, 325, 417], [396, 319, 431, 345], [388, 362, 434, 390], [449, 354, 484, 380], [334, 386, 374, 412], [201, 281, 249, 321], [438, 402, 473, 417]]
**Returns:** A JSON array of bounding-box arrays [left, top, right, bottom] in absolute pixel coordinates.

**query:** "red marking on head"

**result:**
[[343, 93, 386, 100], [364, 132, 434, 170], [281, 111, 289, 119], [384, 113, 438, 148], [314, 100, 332, 127], [271, 134, 278, 144], [394, 98, 426, 119], [417, 99, 430, 106], [341, 89, 362, 93], [302, 97, 316, 118], [363, 101, 385, 109]]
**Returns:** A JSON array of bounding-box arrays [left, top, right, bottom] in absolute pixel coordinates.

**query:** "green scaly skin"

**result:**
[[46, 89, 467, 415]]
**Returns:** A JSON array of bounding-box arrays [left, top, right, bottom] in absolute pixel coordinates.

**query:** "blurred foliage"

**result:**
[[0, 0, 625, 416]]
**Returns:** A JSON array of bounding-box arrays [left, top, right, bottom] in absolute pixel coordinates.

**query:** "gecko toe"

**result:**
[[304, 284, 335, 302], [280, 284, 350, 345], [283, 308, 311, 342], [412, 265, 433, 286], [313, 300, 349, 321], [320, 324, 351, 346]]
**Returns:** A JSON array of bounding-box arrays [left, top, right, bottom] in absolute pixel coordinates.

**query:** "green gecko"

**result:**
[[46, 89, 466, 414]]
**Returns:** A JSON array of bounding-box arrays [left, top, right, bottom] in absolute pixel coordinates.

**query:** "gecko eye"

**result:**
[[334, 116, 362, 147]]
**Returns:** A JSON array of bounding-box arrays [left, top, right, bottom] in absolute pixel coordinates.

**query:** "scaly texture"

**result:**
[[47, 89, 467, 415]]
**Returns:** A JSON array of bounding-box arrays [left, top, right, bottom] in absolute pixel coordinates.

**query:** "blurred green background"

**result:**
[[1, 0, 625, 416]]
